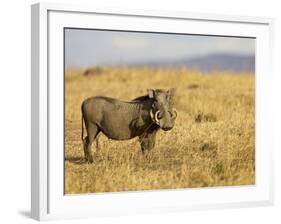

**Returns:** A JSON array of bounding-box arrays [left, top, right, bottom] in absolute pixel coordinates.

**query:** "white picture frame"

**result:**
[[31, 2, 274, 221]]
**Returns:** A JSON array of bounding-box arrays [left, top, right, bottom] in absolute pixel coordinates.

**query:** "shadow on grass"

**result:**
[[65, 156, 85, 164]]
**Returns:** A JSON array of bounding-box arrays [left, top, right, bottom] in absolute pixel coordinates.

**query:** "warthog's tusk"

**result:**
[[155, 110, 161, 125], [172, 109, 178, 119], [150, 109, 155, 121]]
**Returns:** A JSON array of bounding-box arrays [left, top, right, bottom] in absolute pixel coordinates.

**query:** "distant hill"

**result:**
[[183, 53, 255, 73], [131, 53, 255, 73]]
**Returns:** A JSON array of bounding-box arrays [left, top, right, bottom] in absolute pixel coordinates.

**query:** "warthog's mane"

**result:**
[[132, 95, 150, 102], [132, 89, 167, 102]]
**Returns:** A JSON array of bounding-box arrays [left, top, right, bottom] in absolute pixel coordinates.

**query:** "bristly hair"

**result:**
[[132, 89, 167, 101], [155, 89, 166, 93], [132, 95, 150, 101], [132, 89, 170, 102]]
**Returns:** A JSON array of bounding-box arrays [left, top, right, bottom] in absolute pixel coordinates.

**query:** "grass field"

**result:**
[[64, 66, 255, 194]]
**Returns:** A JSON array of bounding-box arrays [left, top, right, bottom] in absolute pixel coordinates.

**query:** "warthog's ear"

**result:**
[[147, 89, 155, 98], [167, 88, 176, 100]]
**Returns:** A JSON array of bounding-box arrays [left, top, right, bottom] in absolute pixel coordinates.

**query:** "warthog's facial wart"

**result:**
[[148, 88, 178, 131]]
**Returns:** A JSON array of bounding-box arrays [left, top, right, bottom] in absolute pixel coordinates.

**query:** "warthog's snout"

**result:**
[[152, 106, 178, 132], [162, 126, 173, 131]]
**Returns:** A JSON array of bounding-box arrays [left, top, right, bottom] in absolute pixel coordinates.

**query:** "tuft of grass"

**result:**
[[195, 112, 217, 123], [64, 66, 255, 194]]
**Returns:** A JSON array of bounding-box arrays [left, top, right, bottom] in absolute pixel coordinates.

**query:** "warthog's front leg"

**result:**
[[139, 131, 157, 156]]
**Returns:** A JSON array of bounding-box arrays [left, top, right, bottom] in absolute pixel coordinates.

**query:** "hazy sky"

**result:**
[[65, 28, 255, 69]]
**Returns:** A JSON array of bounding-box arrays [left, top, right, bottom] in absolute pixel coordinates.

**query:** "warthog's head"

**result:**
[[148, 88, 178, 131]]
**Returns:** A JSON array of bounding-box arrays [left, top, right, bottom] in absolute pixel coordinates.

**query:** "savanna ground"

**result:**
[[64, 66, 255, 194]]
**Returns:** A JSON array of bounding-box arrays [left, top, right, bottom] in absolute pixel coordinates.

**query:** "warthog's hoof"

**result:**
[[86, 159, 94, 164], [82, 157, 94, 164]]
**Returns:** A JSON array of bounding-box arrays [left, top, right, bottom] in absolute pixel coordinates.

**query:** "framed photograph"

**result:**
[[31, 2, 274, 221]]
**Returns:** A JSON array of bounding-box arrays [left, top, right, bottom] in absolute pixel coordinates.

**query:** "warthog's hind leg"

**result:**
[[82, 136, 89, 162], [83, 123, 100, 163]]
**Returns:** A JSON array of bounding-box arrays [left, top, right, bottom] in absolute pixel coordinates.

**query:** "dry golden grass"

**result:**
[[64, 66, 255, 194]]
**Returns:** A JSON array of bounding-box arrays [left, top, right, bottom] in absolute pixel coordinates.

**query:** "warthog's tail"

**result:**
[[81, 114, 84, 141]]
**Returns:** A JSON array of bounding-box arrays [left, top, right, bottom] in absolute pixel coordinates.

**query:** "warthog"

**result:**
[[81, 88, 178, 163]]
